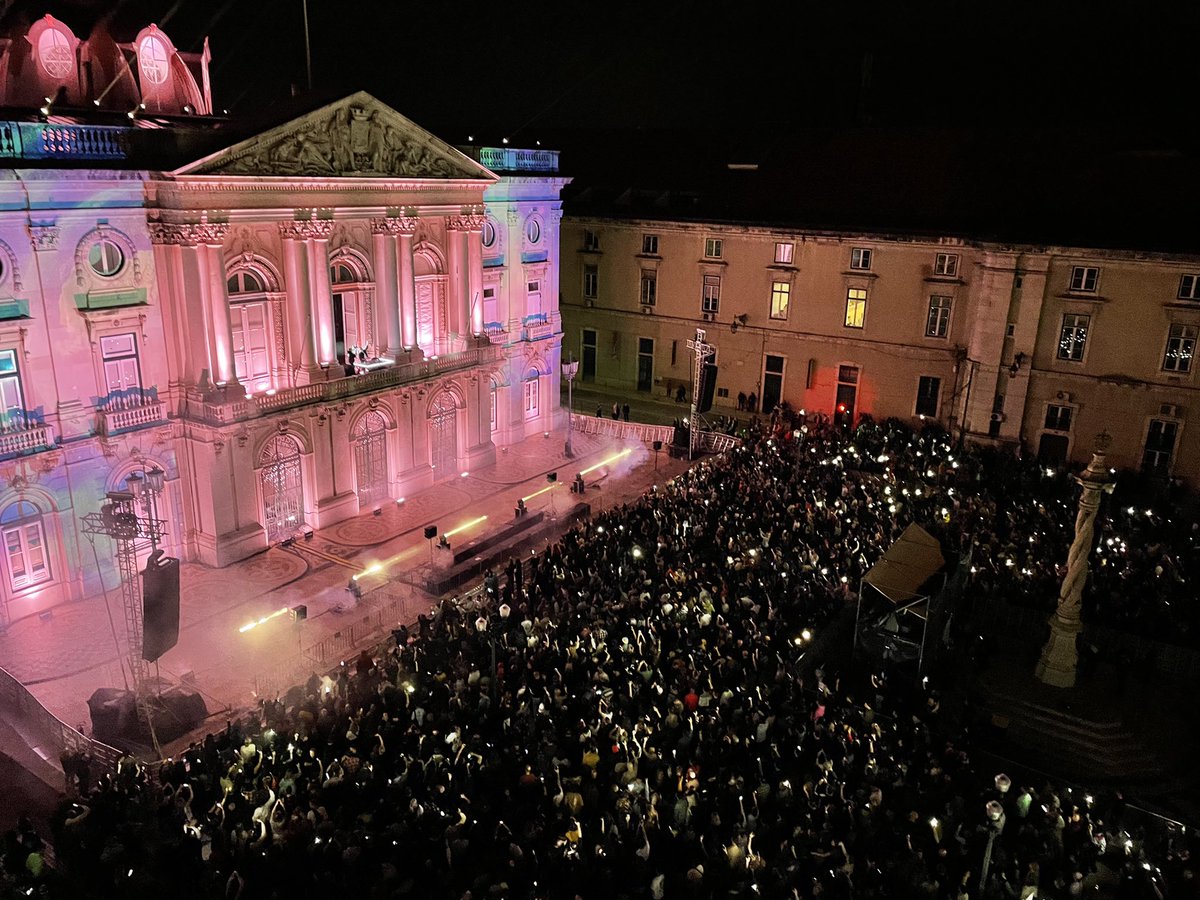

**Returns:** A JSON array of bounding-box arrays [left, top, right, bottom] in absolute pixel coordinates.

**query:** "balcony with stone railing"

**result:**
[[0, 121, 129, 161], [0, 415, 54, 460], [465, 146, 559, 174], [185, 343, 504, 426], [97, 390, 167, 436], [521, 312, 556, 342]]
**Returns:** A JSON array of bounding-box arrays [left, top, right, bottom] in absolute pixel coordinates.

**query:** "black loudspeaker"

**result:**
[[291, 605, 308, 621], [142, 550, 180, 663], [88, 688, 136, 745], [424, 525, 438, 540], [547, 472, 557, 483], [652, 440, 663, 451], [697, 362, 718, 414]]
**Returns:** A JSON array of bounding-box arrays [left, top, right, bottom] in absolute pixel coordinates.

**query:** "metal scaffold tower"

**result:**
[[686, 327, 715, 460]]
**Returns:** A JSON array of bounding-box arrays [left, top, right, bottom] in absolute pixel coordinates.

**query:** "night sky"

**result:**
[[2, 0, 1196, 147]]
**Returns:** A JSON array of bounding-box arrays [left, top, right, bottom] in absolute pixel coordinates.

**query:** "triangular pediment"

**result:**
[[175, 92, 493, 180]]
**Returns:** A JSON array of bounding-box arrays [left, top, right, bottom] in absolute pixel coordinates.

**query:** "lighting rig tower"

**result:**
[[81, 472, 167, 696], [562, 356, 579, 458], [686, 327, 714, 460]]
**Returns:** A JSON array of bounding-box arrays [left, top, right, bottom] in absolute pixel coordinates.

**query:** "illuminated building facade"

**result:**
[[0, 15, 566, 624], [561, 164, 1200, 483]]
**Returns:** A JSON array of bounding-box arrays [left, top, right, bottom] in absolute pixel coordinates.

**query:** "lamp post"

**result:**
[[1035, 441, 1114, 687], [562, 357, 579, 458]]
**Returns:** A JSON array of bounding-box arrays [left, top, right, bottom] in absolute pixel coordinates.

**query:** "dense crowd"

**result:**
[[5, 417, 1198, 899]]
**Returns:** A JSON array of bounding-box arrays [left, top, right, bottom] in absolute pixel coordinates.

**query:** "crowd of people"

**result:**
[[5, 415, 1198, 898]]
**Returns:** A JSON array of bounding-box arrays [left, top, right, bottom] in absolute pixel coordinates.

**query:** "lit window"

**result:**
[[704, 238, 723, 259], [88, 239, 124, 278], [583, 265, 598, 299], [850, 248, 872, 270], [1178, 274, 1200, 300], [582, 229, 600, 251], [231, 304, 270, 388], [1044, 404, 1072, 432], [702, 274, 721, 313], [524, 375, 540, 418], [482, 286, 498, 323], [640, 271, 657, 306], [916, 376, 940, 417], [774, 242, 794, 265], [1057, 313, 1089, 361], [0, 349, 24, 430], [227, 270, 265, 294], [525, 218, 541, 244], [38, 27, 73, 79], [769, 281, 790, 319], [641, 234, 659, 255], [481, 220, 497, 249], [845, 288, 867, 328], [138, 34, 170, 86], [1, 501, 50, 592], [1163, 324, 1196, 373], [526, 280, 542, 314], [926, 295, 951, 338], [1069, 266, 1099, 293], [934, 253, 958, 277]]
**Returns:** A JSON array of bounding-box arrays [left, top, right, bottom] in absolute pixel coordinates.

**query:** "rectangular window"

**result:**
[[702, 274, 721, 313], [774, 242, 794, 265], [582, 229, 600, 251], [640, 270, 657, 306], [527, 280, 542, 314], [641, 234, 659, 255], [1163, 324, 1196, 373], [770, 281, 791, 319], [704, 238, 723, 259], [583, 264, 598, 299], [850, 247, 872, 270], [0, 349, 24, 428], [1069, 265, 1099, 293], [490, 386, 497, 432], [845, 288, 867, 328], [1178, 274, 1200, 300], [231, 304, 271, 387], [915, 376, 941, 417], [1057, 313, 1090, 361], [838, 365, 859, 384], [926, 295, 952, 338], [1044, 404, 1072, 431], [482, 286, 498, 324], [100, 333, 143, 405], [524, 377, 539, 417], [4, 517, 49, 591], [1142, 418, 1178, 476], [934, 253, 959, 277]]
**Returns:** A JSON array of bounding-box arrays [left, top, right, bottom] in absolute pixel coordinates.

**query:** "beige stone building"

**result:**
[[560, 215, 1200, 484]]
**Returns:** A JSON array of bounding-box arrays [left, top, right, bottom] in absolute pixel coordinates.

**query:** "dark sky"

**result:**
[[3, 0, 1197, 144]]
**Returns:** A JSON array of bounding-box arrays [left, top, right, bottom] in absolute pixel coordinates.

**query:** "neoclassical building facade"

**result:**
[[0, 16, 567, 624]]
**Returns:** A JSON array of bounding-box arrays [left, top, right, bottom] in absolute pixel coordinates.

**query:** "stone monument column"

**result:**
[[1035, 441, 1115, 687]]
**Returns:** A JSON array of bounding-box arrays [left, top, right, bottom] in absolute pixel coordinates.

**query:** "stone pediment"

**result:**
[[175, 92, 493, 181]]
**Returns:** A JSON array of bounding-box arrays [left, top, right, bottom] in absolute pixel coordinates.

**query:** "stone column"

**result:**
[[464, 212, 486, 336], [280, 226, 320, 382], [305, 224, 335, 366], [397, 223, 418, 352], [202, 240, 239, 388], [445, 216, 470, 349], [371, 219, 401, 356], [1035, 444, 1114, 687]]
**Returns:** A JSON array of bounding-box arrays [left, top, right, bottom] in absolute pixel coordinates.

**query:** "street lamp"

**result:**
[[562, 357, 580, 458], [125, 467, 167, 551]]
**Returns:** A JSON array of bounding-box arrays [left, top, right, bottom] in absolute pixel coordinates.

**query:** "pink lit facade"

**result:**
[[0, 82, 567, 625]]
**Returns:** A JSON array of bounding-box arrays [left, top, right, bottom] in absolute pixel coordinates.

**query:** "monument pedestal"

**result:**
[[1035, 613, 1081, 688]]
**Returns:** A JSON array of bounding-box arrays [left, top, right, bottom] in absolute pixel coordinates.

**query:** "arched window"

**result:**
[[352, 411, 387, 506], [259, 435, 304, 542], [523, 368, 541, 419], [227, 267, 271, 390], [429, 391, 459, 477], [1, 500, 50, 591], [38, 26, 73, 79], [330, 259, 370, 364], [138, 34, 170, 85]]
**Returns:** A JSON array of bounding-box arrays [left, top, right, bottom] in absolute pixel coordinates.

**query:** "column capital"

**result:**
[[371, 216, 418, 237], [461, 214, 486, 233], [445, 215, 470, 232], [150, 220, 230, 247], [278, 219, 334, 240]]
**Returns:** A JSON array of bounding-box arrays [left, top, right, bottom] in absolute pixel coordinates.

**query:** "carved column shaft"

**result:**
[[281, 234, 318, 376], [308, 237, 334, 366], [464, 214, 486, 336], [371, 225, 401, 355], [398, 231, 417, 351]]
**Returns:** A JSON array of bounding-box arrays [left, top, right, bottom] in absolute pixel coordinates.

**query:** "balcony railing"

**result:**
[[0, 421, 53, 459], [97, 399, 167, 436], [186, 344, 503, 426], [0, 121, 130, 161], [468, 146, 560, 173]]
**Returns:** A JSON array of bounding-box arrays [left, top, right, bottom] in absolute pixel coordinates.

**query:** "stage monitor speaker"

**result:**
[[142, 550, 180, 663], [423, 525, 438, 540], [547, 472, 557, 483], [697, 362, 718, 414], [291, 605, 308, 622], [652, 440, 663, 451]]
